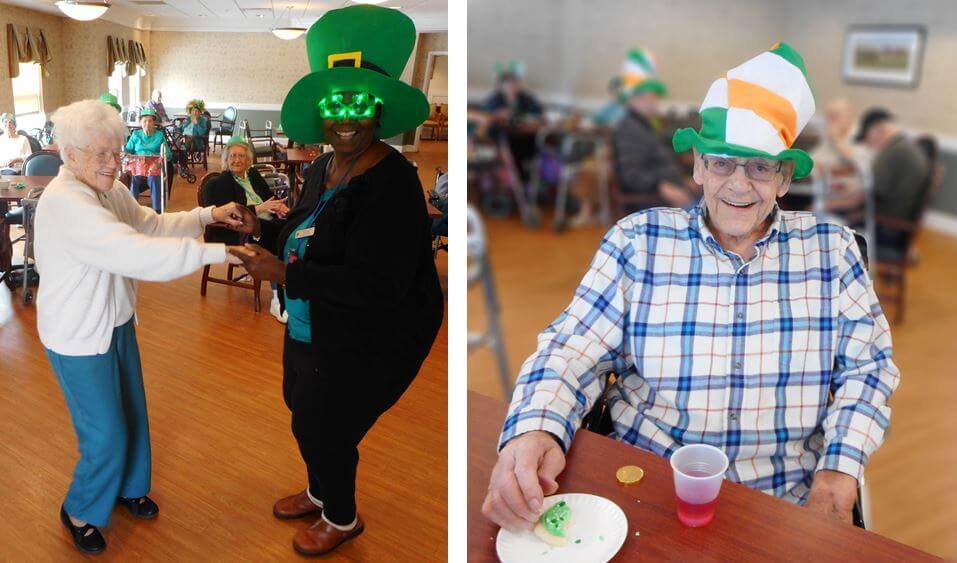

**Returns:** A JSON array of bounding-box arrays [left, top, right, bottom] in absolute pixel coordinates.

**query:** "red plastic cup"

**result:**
[[670, 444, 729, 527]]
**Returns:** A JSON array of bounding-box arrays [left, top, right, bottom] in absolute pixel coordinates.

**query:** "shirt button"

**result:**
[[729, 412, 738, 421], [735, 312, 744, 320], [734, 361, 742, 369]]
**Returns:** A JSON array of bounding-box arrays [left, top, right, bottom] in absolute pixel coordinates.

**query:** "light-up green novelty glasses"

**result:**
[[317, 92, 382, 121]]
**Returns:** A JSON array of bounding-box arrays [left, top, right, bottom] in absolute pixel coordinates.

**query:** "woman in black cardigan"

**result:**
[[231, 7, 442, 555], [233, 122, 443, 555], [206, 137, 289, 320]]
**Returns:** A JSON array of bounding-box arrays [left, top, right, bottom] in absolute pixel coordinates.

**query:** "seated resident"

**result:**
[[612, 47, 698, 212], [124, 108, 172, 212], [179, 98, 209, 153], [205, 136, 288, 321], [0, 113, 33, 170], [483, 44, 899, 532]]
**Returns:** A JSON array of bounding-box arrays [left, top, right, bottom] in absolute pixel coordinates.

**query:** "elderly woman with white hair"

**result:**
[[206, 136, 289, 320], [0, 113, 33, 169], [33, 99, 255, 554]]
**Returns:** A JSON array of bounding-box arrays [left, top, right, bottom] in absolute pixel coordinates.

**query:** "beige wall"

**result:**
[[405, 32, 448, 144], [149, 30, 309, 108], [468, 0, 779, 107], [0, 2, 151, 115], [0, 3, 65, 113], [780, 0, 957, 133], [469, 0, 956, 134], [61, 18, 150, 106]]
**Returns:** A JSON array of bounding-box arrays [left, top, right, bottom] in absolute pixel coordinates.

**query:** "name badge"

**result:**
[[295, 227, 315, 239]]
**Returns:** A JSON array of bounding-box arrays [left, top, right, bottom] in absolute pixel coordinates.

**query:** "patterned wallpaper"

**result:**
[[149, 30, 310, 107], [0, 4, 65, 113], [61, 19, 150, 105], [0, 5, 150, 116]]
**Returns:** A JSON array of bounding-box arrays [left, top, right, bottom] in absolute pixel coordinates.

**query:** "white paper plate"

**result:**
[[496, 493, 628, 563]]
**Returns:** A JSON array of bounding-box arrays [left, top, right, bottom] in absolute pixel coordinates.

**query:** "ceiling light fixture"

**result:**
[[271, 5, 306, 40], [272, 26, 306, 39], [56, 0, 110, 21]]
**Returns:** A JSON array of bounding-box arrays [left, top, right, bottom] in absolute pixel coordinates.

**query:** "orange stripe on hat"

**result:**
[[727, 78, 797, 147]]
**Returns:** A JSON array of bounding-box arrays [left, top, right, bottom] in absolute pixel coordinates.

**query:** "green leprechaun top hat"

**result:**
[[280, 5, 429, 144], [619, 48, 667, 100], [672, 42, 816, 179], [98, 92, 121, 112]]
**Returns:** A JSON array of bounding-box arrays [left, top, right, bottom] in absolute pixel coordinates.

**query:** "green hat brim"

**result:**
[[139, 108, 157, 118], [281, 67, 429, 144], [108, 102, 121, 112], [672, 127, 813, 180], [617, 79, 667, 104]]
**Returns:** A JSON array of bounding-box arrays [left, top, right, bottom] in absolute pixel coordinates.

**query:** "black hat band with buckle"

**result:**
[[328, 51, 390, 78]]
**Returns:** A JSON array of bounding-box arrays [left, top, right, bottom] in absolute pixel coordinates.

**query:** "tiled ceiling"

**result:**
[[4, 0, 447, 32]]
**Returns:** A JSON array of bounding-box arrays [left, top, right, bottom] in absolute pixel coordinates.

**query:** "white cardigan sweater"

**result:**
[[34, 166, 227, 355]]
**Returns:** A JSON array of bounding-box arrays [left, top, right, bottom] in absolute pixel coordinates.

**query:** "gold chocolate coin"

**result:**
[[616, 465, 644, 485]]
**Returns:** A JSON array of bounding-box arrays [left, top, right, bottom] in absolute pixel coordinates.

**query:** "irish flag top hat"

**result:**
[[620, 47, 666, 98], [672, 42, 816, 179]]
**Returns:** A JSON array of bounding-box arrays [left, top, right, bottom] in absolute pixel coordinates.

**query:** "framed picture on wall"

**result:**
[[842, 25, 926, 88]]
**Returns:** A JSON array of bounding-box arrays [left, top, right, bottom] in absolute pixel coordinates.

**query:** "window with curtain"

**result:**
[[12, 62, 43, 131], [108, 66, 124, 106]]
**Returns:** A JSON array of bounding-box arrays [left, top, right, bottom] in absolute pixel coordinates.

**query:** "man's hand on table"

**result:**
[[804, 469, 858, 524], [482, 430, 566, 532]]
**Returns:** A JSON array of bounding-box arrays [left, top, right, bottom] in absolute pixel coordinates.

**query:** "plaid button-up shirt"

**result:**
[[500, 205, 899, 503]]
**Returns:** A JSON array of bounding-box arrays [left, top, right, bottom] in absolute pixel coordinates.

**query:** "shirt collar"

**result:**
[[691, 202, 783, 253]]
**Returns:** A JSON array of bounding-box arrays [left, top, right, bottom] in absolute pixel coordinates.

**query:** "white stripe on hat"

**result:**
[[726, 52, 815, 132], [700, 77, 728, 110], [725, 107, 787, 155]]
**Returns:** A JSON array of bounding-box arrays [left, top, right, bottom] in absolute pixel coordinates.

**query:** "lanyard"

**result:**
[[302, 154, 360, 226]]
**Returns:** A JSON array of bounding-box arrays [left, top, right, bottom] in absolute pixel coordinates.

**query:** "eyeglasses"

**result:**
[[77, 147, 125, 163], [317, 92, 381, 121], [701, 154, 783, 182]]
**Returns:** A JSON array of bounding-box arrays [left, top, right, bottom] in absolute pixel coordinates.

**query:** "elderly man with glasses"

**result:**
[[482, 44, 899, 532]]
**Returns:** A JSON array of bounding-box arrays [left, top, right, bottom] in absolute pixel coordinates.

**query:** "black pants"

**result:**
[[282, 334, 418, 525]]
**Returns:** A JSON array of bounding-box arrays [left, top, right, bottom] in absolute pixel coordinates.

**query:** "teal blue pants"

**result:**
[[45, 319, 151, 527]]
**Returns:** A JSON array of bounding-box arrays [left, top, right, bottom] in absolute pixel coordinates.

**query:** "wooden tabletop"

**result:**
[[467, 392, 940, 562], [285, 147, 323, 163], [0, 176, 54, 202]]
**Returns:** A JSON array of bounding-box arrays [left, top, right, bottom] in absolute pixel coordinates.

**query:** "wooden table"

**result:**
[[0, 176, 54, 288], [283, 147, 324, 205], [467, 392, 940, 562]]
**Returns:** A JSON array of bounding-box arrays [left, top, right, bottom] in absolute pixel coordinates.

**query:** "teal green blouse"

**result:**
[[284, 188, 338, 343], [124, 129, 172, 160]]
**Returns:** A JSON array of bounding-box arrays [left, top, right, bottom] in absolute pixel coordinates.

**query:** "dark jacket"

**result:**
[[278, 148, 444, 377], [873, 134, 931, 223], [205, 167, 282, 250], [612, 110, 685, 205]]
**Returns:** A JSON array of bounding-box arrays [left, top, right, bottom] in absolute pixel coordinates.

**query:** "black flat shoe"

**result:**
[[117, 496, 159, 520], [60, 505, 106, 555]]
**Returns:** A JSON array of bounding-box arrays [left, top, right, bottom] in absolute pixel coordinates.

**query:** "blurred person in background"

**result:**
[[809, 99, 873, 227], [483, 61, 544, 182], [483, 43, 899, 532], [147, 89, 170, 123], [612, 48, 698, 212], [856, 108, 931, 259], [811, 98, 870, 173]]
